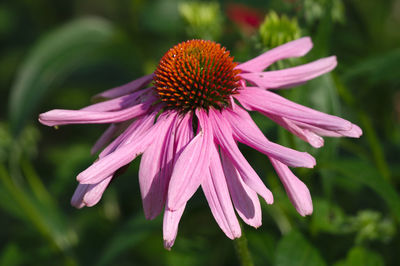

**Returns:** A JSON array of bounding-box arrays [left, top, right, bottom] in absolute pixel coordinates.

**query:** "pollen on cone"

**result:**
[[154, 40, 241, 112]]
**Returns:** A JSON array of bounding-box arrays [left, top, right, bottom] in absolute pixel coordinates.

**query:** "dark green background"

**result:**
[[1, 0, 399, 265]]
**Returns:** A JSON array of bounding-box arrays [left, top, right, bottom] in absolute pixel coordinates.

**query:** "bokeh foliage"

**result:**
[[1, 0, 399, 265]]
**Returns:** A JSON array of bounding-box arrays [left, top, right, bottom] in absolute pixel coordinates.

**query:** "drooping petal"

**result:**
[[201, 144, 241, 239], [167, 109, 212, 211], [83, 89, 151, 112], [270, 158, 313, 216], [93, 73, 155, 99], [292, 119, 362, 139], [269, 115, 325, 148], [77, 112, 169, 184], [163, 205, 186, 250], [83, 176, 113, 207], [139, 112, 177, 220], [98, 110, 157, 158], [236, 86, 353, 132], [237, 37, 313, 73], [71, 184, 88, 209], [39, 97, 155, 127], [220, 149, 261, 228], [173, 112, 194, 156], [338, 123, 362, 138], [225, 106, 316, 167], [162, 113, 193, 250], [240, 56, 337, 89], [209, 108, 273, 205], [70, 175, 113, 208]]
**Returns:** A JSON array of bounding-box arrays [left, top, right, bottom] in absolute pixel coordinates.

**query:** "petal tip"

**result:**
[[297, 206, 313, 216], [163, 240, 174, 250], [302, 153, 316, 168]]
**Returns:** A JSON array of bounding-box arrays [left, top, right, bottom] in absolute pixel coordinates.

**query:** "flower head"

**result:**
[[39, 37, 362, 249]]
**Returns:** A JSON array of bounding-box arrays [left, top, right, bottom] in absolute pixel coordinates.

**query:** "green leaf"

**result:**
[[8, 17, 116, 135], [0, 164, 77, 252], [334, 246, 384, 266], [275, 231, 327, 266], [320, 159, 400, 223]]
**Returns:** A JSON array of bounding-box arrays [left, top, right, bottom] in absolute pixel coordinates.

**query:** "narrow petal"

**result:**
[[291, 120, 362, 139], [77, 112, 168, 184], [240, 56, 337, 89], [83, 89, 151, 112], [225, 106, 316, 167], [83, 176, 113, 207], [209, 108, 273, 205], [270, 158, 313, 216], [236, 87, 353, 132], [174, 113, 194, 156], [98, 110, 157, 158], [220, 149, 261, 228], [163, 205, 186, 250], [201, 145, 241, 239], [270, 115, 325, 148], [39, 98, 154, 127], [167, 109, 212, 211], [162, 113, 194, 249], [237, 37, 313, 73], [93, 73, 154, 99], [338, 123, 362, 138], [139, 112, 177, 220], [71, 184, 88, 209]]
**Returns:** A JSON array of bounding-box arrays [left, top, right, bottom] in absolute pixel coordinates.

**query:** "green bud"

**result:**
[[259, 11, 301, 50], [178, 2, 222, 41]]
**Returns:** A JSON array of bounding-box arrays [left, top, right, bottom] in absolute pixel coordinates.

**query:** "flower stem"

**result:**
[[233, 232, 254, 266]]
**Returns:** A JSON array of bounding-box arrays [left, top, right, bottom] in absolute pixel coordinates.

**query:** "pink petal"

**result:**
[[38, 98, 154, 127], [338, 123, 362, 138], [139, 112, 178, 220], [77, 112, 170, 184], [70, 175, 112, 208], [71, 184, 88, 208], [98, 110, 157, 158], [292, 119, 362, 139], [236, 87, 353, 132], [240, 56, 337, 89], [162, 113, 194, 249], [163, 205, 186, 250], [270, 115, 325, 148], [83, 176, 113, 207], [174, 113, 194, 156], [237, 37, 313, 73], [93, 73, 154, 99], [220, 149, 261, 228], [225, 106, 316, 167], [82, 89, 151, 112], [209, 108, 274, 205], [270, 158, 313, 216], [166, 109, 212, 211], [201, 144, 241, 239]]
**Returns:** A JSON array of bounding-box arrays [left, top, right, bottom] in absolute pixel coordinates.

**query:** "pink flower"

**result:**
[[39, 38, 361, 249]]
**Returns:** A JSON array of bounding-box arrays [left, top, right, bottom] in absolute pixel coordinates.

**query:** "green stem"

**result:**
[[233, 231, 254, 266]]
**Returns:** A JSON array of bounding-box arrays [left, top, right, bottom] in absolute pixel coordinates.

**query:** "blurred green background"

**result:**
[[1, 0, 400, 265]]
